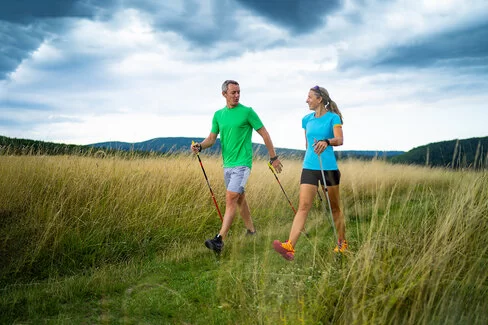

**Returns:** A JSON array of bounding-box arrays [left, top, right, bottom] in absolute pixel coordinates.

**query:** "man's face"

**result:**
[[223, 83, 240, 108]]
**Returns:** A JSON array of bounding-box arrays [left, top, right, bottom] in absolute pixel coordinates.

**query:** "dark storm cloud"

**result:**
[[120, 0, 290, 59], [374, 22, 488, 68], [0, 0, 226, 79], [143, 0, 239, 47], [235, 0, 343, 34], [132, 0, 343, 49], [0, 0, 115, 80], [1, 0, 341, 79], [0, 0, 105, 23], [0, 21, 46, 79]]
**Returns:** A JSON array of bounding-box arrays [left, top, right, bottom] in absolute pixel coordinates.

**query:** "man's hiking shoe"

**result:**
[[205, 234, 223, 254], [334, 240, 348, 253], [246, 229, 256, 236], [273, 240, 295, 261]]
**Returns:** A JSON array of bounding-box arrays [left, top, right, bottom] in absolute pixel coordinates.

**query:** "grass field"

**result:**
[[1, 153, 487, 324]]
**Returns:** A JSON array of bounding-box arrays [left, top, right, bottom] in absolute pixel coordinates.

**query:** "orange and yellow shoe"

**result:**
[[334, 240, 348, 253], [273, 240, 295, 261]]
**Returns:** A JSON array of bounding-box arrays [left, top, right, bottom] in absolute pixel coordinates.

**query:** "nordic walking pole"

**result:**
[[268, 161, 297, 214], [315, 142, 339, 244], [192, 141, 223, 222]]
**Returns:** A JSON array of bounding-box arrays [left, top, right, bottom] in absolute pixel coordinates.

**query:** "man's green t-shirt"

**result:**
[[211, 103, 264, 168]]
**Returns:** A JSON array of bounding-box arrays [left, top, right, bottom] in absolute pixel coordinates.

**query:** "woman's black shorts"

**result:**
[[300, 169, 341, 186]]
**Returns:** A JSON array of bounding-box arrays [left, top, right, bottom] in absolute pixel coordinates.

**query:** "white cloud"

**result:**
[[1, 0, 487, 152]]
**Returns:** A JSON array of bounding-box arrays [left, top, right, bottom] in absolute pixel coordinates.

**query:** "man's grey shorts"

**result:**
[[224, 166, 251, 194]]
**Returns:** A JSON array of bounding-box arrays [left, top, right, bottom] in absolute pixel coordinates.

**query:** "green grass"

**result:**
[[1, 154, 487, 324]]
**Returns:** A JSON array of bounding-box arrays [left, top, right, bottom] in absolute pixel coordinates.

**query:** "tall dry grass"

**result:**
[[207, 160, 487, 324], [1, 153, 224, 280], [1, 154, 487, 324]]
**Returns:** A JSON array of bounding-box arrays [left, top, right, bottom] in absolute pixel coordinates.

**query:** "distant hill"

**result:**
[[91, 137, 305, 158], [3, 135, 486, 169], [0, 135, 405, 160], [90, 137, 405, 160], [390, 136, 488, 169], [0, 136, 152, 157], [0, 135, 90, 155]]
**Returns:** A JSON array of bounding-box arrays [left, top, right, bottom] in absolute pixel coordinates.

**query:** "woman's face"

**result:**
[[306, 90, 322, 110]]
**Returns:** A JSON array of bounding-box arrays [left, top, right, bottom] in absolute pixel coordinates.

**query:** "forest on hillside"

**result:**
[[390, 136, 488, 169], [1, 135, 487, 169]]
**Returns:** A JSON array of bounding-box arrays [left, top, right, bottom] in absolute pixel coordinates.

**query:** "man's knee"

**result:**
[[226, 191, 241, 203]]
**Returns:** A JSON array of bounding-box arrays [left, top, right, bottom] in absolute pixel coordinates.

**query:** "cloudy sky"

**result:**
[[1, 0, 487, 152]]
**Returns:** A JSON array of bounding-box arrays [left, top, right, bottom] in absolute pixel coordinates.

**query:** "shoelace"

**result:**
[[282, 240, 295, 253]]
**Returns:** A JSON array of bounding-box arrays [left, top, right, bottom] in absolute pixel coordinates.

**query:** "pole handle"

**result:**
[[191, 140, 200, 156]]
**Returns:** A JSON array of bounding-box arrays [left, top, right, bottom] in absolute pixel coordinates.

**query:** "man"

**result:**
[[191, 80, 283, 254]]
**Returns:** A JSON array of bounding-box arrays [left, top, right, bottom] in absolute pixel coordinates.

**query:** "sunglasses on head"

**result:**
[[312, 85, 322, 96]]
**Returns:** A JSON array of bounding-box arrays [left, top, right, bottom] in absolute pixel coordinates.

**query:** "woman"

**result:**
[[273, 85, 346, 260]]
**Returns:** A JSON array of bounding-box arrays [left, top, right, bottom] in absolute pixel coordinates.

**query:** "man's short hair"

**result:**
[[222, 80, 239, 92]]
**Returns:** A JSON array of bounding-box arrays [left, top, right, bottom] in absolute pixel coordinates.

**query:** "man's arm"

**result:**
[[191, 132, 218, 153], [256, 126, 282, 173]]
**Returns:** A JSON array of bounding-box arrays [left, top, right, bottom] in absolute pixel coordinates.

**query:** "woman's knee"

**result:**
[[331, 206, 342, 216], [298, 200, 313, 212]]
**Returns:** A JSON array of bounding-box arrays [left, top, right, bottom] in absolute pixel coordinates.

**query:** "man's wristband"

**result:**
[[196, 143, 202, 152], [321, 139, 331, 146], [270, 155, 279, 162]]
